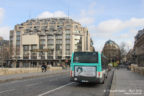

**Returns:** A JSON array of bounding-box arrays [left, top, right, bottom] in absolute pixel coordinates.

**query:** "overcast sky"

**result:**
[[0, 0, 144, 51]]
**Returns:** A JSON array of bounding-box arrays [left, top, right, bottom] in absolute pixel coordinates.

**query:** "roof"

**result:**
[[104, 40, 120, 49]]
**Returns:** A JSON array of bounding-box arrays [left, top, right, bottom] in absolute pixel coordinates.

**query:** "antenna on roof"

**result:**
[[28, 10, 31, 20], [67, 7, 70, 19]]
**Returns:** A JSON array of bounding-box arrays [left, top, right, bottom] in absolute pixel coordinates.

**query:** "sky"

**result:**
[[0, 0, 144, 52]]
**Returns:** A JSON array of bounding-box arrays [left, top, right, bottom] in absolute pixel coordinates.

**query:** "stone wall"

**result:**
[[131, 64, 144, 75], [0, 66, 62, 75]]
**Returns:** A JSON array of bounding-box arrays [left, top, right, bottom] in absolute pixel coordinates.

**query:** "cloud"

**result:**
[[96, 18, 144, 33], [72, 2, 97, 26], [78, 17, 95, 25], [0, 8, 4, 24], [0, 8, 10, 40], [90, 18, 144, 38], [37, 11, 67, 18], [0, 26, 11, 40], [89, 18, 144, 51]]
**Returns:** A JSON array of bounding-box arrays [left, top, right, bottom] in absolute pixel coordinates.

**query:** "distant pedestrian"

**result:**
[[41, 63, 47, 72]]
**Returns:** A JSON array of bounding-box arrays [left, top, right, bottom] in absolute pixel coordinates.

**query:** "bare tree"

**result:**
[[120, 42, 127, 55], [0, 43, 10, 67], [119, 42, 129, 63]]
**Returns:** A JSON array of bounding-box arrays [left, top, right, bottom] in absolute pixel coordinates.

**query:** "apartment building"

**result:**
[[9, 18, 94, 67], [102, 40, 120, 63], [134, 29, 144, 67]]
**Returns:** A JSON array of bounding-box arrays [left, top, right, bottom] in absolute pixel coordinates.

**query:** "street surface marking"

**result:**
[[25, 83, 40, 87], [38, 82, 74, 96], [0, 89, 15, 94]]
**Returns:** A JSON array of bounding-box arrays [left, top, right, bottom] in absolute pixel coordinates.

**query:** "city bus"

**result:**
[[70, 52, 108, 83]]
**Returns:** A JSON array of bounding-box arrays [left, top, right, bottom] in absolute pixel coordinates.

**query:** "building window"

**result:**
[[40, 39, 45, 45], [41, 26, 47, 30], [47, 56, 53, 59], [56, 56, 62, 59], [16, 32, 20, 36], [56, 35, 62, 39], [56, 40, 62, 44], [66, 50, 70, 55], [66, 39, 70, 44], [47, 39, 54, 44], [56, 50, 62, 56], [66, 44, 70, 49], [47, 44, 54, 49], [47, 35, 53, 39], [56, 44, 62, 50], [65, 25, 71, 29], [39, 36, 45, 39], [39, 45, 45, 49], [16, 41, 20, 46], [23, 45, 29, 51], [74, 30, 80, 34], [65, 30, 70, 34], [16, 47, 20, 55], [31, 45, 37, 50], [47, 51, 53, 55], [66, 35, 70, 39], [16, 36, 20, 41]]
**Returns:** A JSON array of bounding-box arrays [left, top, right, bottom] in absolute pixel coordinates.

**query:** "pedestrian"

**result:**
[[41, 63, 47, 72]]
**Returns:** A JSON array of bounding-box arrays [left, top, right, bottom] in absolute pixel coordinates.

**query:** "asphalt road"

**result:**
[[0, 70, 114, 96]]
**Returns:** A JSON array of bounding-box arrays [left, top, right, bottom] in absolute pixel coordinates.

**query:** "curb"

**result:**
[[0, 70, 69, 83], [104, 69, 115, 96], [109, 69, 116, 96]]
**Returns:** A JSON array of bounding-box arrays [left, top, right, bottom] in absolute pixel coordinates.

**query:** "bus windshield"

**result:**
[[73, 52, 98, 63]]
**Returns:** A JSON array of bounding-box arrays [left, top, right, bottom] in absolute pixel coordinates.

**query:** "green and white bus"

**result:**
[[70, 52, 108, 83]]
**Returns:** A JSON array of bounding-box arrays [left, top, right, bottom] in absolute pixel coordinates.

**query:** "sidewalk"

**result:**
[[110, 69, 144, 96], [0, 69, 69, 83]]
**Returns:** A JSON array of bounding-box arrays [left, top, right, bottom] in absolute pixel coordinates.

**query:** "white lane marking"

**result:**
[[0, 89, 15, 94], [38, 82, 74, 96], [25, 83, 40, 87]]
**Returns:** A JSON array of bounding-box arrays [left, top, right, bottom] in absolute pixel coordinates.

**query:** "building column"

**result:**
[[29, 45, 31, 59], [19, 62, 23, 67], [71, 34, 74, 53], [53, 34, 56, 59], [82, 34, 85, 51], [13, 61, 17, 68], [62, 31, 66, 59], [45, 36, 48, 59]]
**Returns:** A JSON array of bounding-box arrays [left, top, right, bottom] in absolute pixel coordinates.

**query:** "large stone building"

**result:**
[[102, 40, 120, 63], [134, 29, 144, 67], [0, 37, 9, 67], [9, 18, 94, 67], [126, 49, 136, 64]]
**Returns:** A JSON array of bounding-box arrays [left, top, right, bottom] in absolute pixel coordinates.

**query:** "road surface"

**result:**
[[0, 70, 114, 96]]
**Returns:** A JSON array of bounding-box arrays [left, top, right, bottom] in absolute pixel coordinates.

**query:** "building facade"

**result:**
[[126, 49, 136, 64], [9, 18, 94, 67], [134, 29, 144, 67], [102, 40, 120, 63]]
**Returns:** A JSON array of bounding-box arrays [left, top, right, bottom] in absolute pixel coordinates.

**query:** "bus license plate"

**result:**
[[81, 80, 88, 82]]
